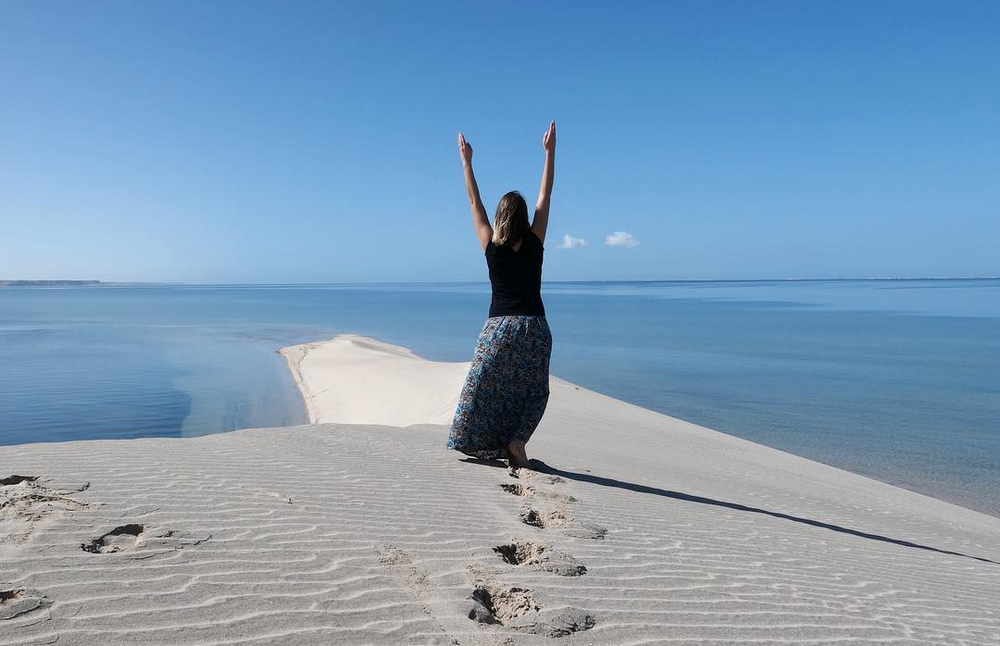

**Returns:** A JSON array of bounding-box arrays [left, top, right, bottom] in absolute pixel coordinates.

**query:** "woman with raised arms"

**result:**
[[448, 121, 557, 469]]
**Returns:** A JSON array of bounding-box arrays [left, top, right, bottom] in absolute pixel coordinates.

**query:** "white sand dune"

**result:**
[[2, 334, 999, 645]]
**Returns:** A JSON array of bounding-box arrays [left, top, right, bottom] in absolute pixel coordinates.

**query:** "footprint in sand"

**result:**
[[1, 475, 91, 493], [509, 469, 565, 486], [82, 524, 146, 553], [506, 467, 606, 539], [2, 475, 91, 547], [82, 524, 211, 554], [499, 482, 577, 504], [499, 482, 535, 497], [519, 508, 607, 540], [0, 588, 50, 621], [375, 544, 464, 642], [0, 475, 38, 486], [493, 541, 586, 577], [465, 582, 594, 637], [375, 544, 431, 589]]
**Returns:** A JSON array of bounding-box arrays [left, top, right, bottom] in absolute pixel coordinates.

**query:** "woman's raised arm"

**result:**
[[458, 132, 492, 251], [531, 121, 556, 245]]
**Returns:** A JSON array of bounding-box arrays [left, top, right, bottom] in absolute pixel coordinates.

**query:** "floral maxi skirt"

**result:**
[[447, 316, 552, 459]]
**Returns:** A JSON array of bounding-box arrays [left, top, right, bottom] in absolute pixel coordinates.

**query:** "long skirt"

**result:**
[[447, 315, 552, 459]]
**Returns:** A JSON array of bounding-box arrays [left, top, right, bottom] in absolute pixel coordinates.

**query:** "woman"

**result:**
[[447, 121, 556, 469]]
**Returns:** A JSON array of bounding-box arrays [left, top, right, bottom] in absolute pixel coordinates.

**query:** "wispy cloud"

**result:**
[[557, 234, 588, 249], [605, 231, 639, 248]]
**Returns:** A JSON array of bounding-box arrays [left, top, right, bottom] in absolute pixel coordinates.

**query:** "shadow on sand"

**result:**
[[461, 457, 998, 566]]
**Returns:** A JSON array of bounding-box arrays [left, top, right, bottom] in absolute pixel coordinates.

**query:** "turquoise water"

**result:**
[[1, 280, 998, 516]]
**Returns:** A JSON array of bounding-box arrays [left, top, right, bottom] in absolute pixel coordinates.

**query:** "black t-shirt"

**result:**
[[486, 230, 546, 317]]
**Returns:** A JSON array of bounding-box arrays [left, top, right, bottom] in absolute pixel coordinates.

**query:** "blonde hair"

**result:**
[[492, 191, 530, 247]]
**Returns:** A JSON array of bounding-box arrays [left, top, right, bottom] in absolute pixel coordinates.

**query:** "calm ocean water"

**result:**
[[1, 280, 998, 516]]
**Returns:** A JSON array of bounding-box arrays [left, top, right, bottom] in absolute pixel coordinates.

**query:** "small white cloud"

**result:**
[[557, 234, 588, 249], [605, 231, 639, 248]]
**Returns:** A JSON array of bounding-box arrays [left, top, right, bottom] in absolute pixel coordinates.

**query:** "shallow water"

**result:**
[[1, 279, 998, 516]]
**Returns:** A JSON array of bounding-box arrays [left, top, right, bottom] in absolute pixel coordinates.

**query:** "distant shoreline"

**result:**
[[2, 277, 997, 289], [0, 280, 100, 288]]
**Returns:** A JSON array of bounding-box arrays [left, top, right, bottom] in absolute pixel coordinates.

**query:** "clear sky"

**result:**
[[1, 1, 997, 283]]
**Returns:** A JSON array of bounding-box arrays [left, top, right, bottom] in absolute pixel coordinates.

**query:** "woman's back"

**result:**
[[450, 121, 556, 468], [486, 230, 545, 318]]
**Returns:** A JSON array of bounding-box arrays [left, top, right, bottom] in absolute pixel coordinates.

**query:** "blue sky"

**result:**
[[1, 1, 997, 283]]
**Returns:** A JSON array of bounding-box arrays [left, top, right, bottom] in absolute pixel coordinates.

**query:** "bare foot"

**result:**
[[506, 440, 531, 469]]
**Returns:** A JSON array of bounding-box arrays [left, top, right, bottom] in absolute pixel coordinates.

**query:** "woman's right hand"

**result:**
[[542, 121, 556, 152], [458, 132, 473, 165]]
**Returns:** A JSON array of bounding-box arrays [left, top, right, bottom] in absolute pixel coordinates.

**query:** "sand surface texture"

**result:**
[[2, 334, 999, 645]]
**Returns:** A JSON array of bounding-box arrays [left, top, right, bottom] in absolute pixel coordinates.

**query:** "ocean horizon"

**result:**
[[1, 278, 998, 517]]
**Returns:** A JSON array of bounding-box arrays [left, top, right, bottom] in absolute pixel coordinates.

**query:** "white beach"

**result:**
[[2, 334, 999, 645]]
